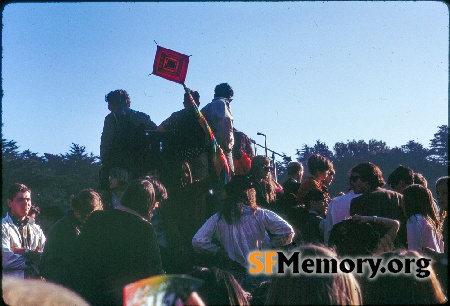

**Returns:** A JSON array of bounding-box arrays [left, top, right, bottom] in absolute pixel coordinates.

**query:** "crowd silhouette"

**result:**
[[2, 87, 448, 305]]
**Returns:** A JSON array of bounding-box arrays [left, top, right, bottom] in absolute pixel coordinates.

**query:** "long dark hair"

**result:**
[[219, 188, 257, 225], [403, 184, 442, 238]]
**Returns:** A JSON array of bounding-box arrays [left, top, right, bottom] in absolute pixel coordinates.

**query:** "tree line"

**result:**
[[2, 125, 448, 216], [276, 125, 448, 196]]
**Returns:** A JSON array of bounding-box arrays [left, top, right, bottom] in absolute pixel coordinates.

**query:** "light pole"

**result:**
[[257, 132, 268, 157]]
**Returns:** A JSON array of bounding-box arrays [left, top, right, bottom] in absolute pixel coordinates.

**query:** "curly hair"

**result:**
[[105, 89, 131, 107], [214, 83, 234, 99]]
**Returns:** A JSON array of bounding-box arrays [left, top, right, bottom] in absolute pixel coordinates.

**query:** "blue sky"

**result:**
[[2, 1, 448, 162]]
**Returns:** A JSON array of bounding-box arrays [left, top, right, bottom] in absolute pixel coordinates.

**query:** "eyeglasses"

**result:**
[[263, 166, 273, 171]]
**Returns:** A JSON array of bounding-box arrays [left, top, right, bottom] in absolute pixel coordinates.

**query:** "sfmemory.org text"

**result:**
[[248, 251, 432, 278]]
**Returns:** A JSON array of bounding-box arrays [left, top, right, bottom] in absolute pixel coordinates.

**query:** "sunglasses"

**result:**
[[263, 166, 273, 171]]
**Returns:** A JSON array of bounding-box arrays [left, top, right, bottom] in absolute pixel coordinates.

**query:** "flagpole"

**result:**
[[182, 83, 231, 182]]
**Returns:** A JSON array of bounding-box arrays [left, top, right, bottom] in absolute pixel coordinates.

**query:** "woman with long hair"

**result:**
[[403, 184, 444, 253], [192, 175, 294, 290], [248, 155, 282, 209]]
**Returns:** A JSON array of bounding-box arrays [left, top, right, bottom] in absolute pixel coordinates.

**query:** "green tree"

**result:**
[[368, 139, 390, 155], [2, 140, 101, 216], [429, 125, 448, 165], [296, 144, 314, 165], [313, 140, 334, 160], [401, 140, 429, 161]]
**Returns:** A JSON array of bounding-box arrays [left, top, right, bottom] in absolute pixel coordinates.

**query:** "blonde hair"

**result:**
[[2, 277, 89, 306], [265, 244, 362, 305]]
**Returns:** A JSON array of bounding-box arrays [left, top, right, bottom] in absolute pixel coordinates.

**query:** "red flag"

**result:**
[[152, 46, 189, 84]]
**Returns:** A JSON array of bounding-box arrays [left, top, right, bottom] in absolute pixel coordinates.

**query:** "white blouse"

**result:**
[[192, 205, 294, 267], [407, 214, 443, 253]]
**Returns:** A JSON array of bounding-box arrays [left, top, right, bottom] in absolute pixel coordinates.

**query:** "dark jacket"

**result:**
[[282, 178, 301, 196], [159, 105, 208, 162], [39, 211, 81, 290], [75, 209, 163, 305], [350, 187, 406, 247], [99, 108, 157, 188]]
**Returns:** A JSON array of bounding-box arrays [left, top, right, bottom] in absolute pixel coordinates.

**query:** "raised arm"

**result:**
[[352, 214, 400, 242]]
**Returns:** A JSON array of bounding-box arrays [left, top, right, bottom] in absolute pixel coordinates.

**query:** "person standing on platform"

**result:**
[[99, 89, 157, 190]]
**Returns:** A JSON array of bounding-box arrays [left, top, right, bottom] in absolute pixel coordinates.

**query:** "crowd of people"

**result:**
[[2, 85, 448, 305]]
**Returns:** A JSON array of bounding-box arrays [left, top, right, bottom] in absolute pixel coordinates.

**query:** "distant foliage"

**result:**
[[2, 137, 100, 216], [2, 125, 448, 215], [290, 125, 448, 197], [429, 125, 449, 166]]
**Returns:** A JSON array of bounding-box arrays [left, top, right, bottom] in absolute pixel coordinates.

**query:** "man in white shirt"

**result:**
[[2, 183, 46, 278], [323, 170, 362, 245]]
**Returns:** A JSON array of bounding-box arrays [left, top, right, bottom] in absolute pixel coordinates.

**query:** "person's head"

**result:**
[[287, 161, 304, 182], [435, 176, 448, 211], [362, 249, 447, 305], [105, 89, 130, 112], [191, 266, 249, 306], [71, 189, 103, 224], [214, 83, 234, 99], [250, 155, 272, 180], [387, 164, 414, 193], [120, 179, 156, 220], [109, 167, 129, 191], [403, 184, 437, 218], [307, 154, 333, 180], [403, 184, 441, 236], [328, 219, 381, 256], [303, 189, 327, 216], [2, 276, 90, 306], [7, 183, 32, 220], [143, 176, 168, 208], [222, 175, 257, 224], [183, 90, 200, 108], [350, 162, 385, 193], [265, 244, 362, 305], [28, 205, 41, 220], [413, 172, 428, 188]]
